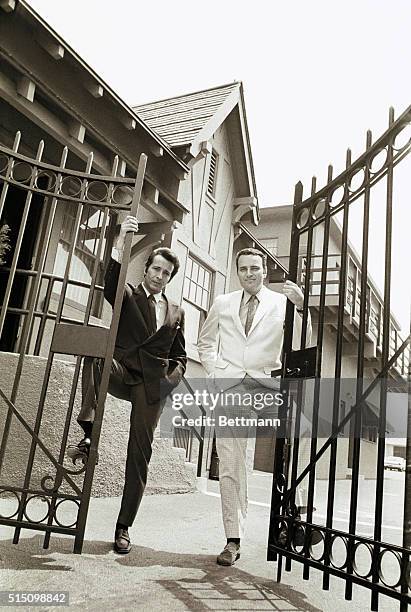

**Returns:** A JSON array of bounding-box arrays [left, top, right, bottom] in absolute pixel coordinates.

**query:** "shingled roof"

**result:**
[[133, 82, 241, 148]]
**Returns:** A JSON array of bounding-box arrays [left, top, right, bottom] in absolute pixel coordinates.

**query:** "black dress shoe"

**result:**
[[67, 437, 99, 465], [114, 528, 131, 554], [297, 505, 317, 514]]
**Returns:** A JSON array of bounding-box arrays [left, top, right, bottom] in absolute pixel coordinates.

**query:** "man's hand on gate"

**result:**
[[281, 280, 304, 309], [116, 215, 139, 251]]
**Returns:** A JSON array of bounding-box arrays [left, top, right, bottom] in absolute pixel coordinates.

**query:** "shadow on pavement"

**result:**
[[0, 534, 321, 611]]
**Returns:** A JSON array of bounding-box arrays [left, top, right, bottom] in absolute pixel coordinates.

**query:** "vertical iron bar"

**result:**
[[25, 179, 55, 355], [268, 181, 302, 579], [300, 176, 316, 350], [33, 277, 54, 355], [302, 165, 333, 581], [323, 145, 356, 591], [197, 421, 205, 478], [74, 153, 147, 553], [344, 136, 371, 601], [369, 108, 394, 611], [0, 141, 44, 338], [286, 176, 317, 574], [0, 132, 21, 220], [401, 334, 411, 610]]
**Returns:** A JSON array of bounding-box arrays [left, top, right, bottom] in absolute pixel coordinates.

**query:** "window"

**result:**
[[361, 404, 378, 443], [183, 255, 212, 344], [207, 149, 218, 197], [346, 275, 356, 314], [260, 237, 279, 257], [369, 305, 380, 341]]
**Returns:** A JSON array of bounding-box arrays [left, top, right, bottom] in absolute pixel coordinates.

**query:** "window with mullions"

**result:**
[[260, 237, 279, 257], [183, 256, 212, 345]]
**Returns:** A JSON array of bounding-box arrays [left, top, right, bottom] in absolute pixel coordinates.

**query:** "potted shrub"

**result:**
[[0, 223, 10, 265]]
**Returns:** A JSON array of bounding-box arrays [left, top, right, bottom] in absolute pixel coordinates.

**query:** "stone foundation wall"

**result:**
[[0, 352, 196, 499]]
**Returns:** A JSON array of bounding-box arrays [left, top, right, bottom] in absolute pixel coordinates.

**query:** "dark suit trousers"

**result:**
[[79, 356, 162, 527]]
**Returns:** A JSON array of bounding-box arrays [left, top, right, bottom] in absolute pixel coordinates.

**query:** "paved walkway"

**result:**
[[1, 486, 400, 612]]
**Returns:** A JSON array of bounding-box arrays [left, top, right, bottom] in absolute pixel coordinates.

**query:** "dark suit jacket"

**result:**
[[104, 257, 186, 404]]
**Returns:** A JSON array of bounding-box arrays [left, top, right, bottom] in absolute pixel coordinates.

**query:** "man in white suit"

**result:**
[[197, 248, 311, 566]]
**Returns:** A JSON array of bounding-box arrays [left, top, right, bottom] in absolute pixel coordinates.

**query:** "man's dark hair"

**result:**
[[145, 247, 180, 281], [235, 248, 267, 272]]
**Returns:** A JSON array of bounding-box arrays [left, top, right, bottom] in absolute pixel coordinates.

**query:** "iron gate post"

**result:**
[[401, 345, 411, 611]]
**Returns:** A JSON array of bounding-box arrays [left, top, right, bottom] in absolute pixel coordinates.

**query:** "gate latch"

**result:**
[[285, 346, 317, 378]]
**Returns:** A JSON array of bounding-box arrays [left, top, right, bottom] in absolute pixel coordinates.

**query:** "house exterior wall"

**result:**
[[0, 71, 249, 483], [171, 122, 238, 366], [162, 123, 241, 473], [0, 352, 196, 497], [0, 4, 279, 487]]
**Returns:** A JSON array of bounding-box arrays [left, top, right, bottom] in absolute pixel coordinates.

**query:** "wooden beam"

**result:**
[[232, 203, 254, 223], [137, 221, 178, 235], [175, 167, 189, 181], [150, 143, 164, 157], [68, 119, 85, 143], [140, 195, 173, 222], [0, 71, 108, 173], [130, 233, 165, 259], [117, 159, 127, 177], [37, 35, 65, 60], [233, 196, 257, 207], [200, 140, 212, 157], [16, 76, 35, 102], [143, 183, 159, 205], [122, 116, 136, 130], [0, 0, 15, 12], [0, 14, 189, 205], [190, 88, 240, 157], [85, 82, 104, 98]]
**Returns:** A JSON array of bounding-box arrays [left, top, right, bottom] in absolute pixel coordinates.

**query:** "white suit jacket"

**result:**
[[197, 286, 311, 388]]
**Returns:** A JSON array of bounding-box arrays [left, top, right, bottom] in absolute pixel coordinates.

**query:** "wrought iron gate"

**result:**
[[268, 107, 411, 610], [0, 132, 146, 553]]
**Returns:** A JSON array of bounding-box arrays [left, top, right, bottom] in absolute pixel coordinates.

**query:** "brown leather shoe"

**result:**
[[216, 542, 240, 566], [114, 527, 131, 554]]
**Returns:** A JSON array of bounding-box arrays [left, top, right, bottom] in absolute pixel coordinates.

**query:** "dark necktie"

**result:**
[[244, 295, 258, 336], [147, 293, 157, 334]]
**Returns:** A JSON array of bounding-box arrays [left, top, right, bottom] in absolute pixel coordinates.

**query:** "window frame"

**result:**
[[182, 254, 213, 346]]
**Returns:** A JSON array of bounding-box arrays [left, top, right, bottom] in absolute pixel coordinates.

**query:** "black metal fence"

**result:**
[[0, 133, 146, 552], [268, 107, 411, 610]]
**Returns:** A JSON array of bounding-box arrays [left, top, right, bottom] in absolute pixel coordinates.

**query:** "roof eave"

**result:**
[[16, 0, 188, 175], [188, 85, 241, 158]]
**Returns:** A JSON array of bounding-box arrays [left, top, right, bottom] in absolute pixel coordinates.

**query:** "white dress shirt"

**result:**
[[141, 283, 167, 330], [111, 247, 167, 330]]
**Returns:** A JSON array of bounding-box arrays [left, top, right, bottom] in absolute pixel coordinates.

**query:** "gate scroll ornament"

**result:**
[[0, 131, 146, 553], [268, 107, 411, 611]]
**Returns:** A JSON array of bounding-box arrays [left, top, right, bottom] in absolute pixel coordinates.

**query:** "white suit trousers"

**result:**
[[215, 376, 310, 539]]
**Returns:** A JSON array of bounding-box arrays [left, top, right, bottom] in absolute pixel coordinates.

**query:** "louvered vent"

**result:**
[[207, 149, 218, 196]]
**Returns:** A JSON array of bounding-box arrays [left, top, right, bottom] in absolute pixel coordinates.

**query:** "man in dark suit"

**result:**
[[71, 215, 186, 554]]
